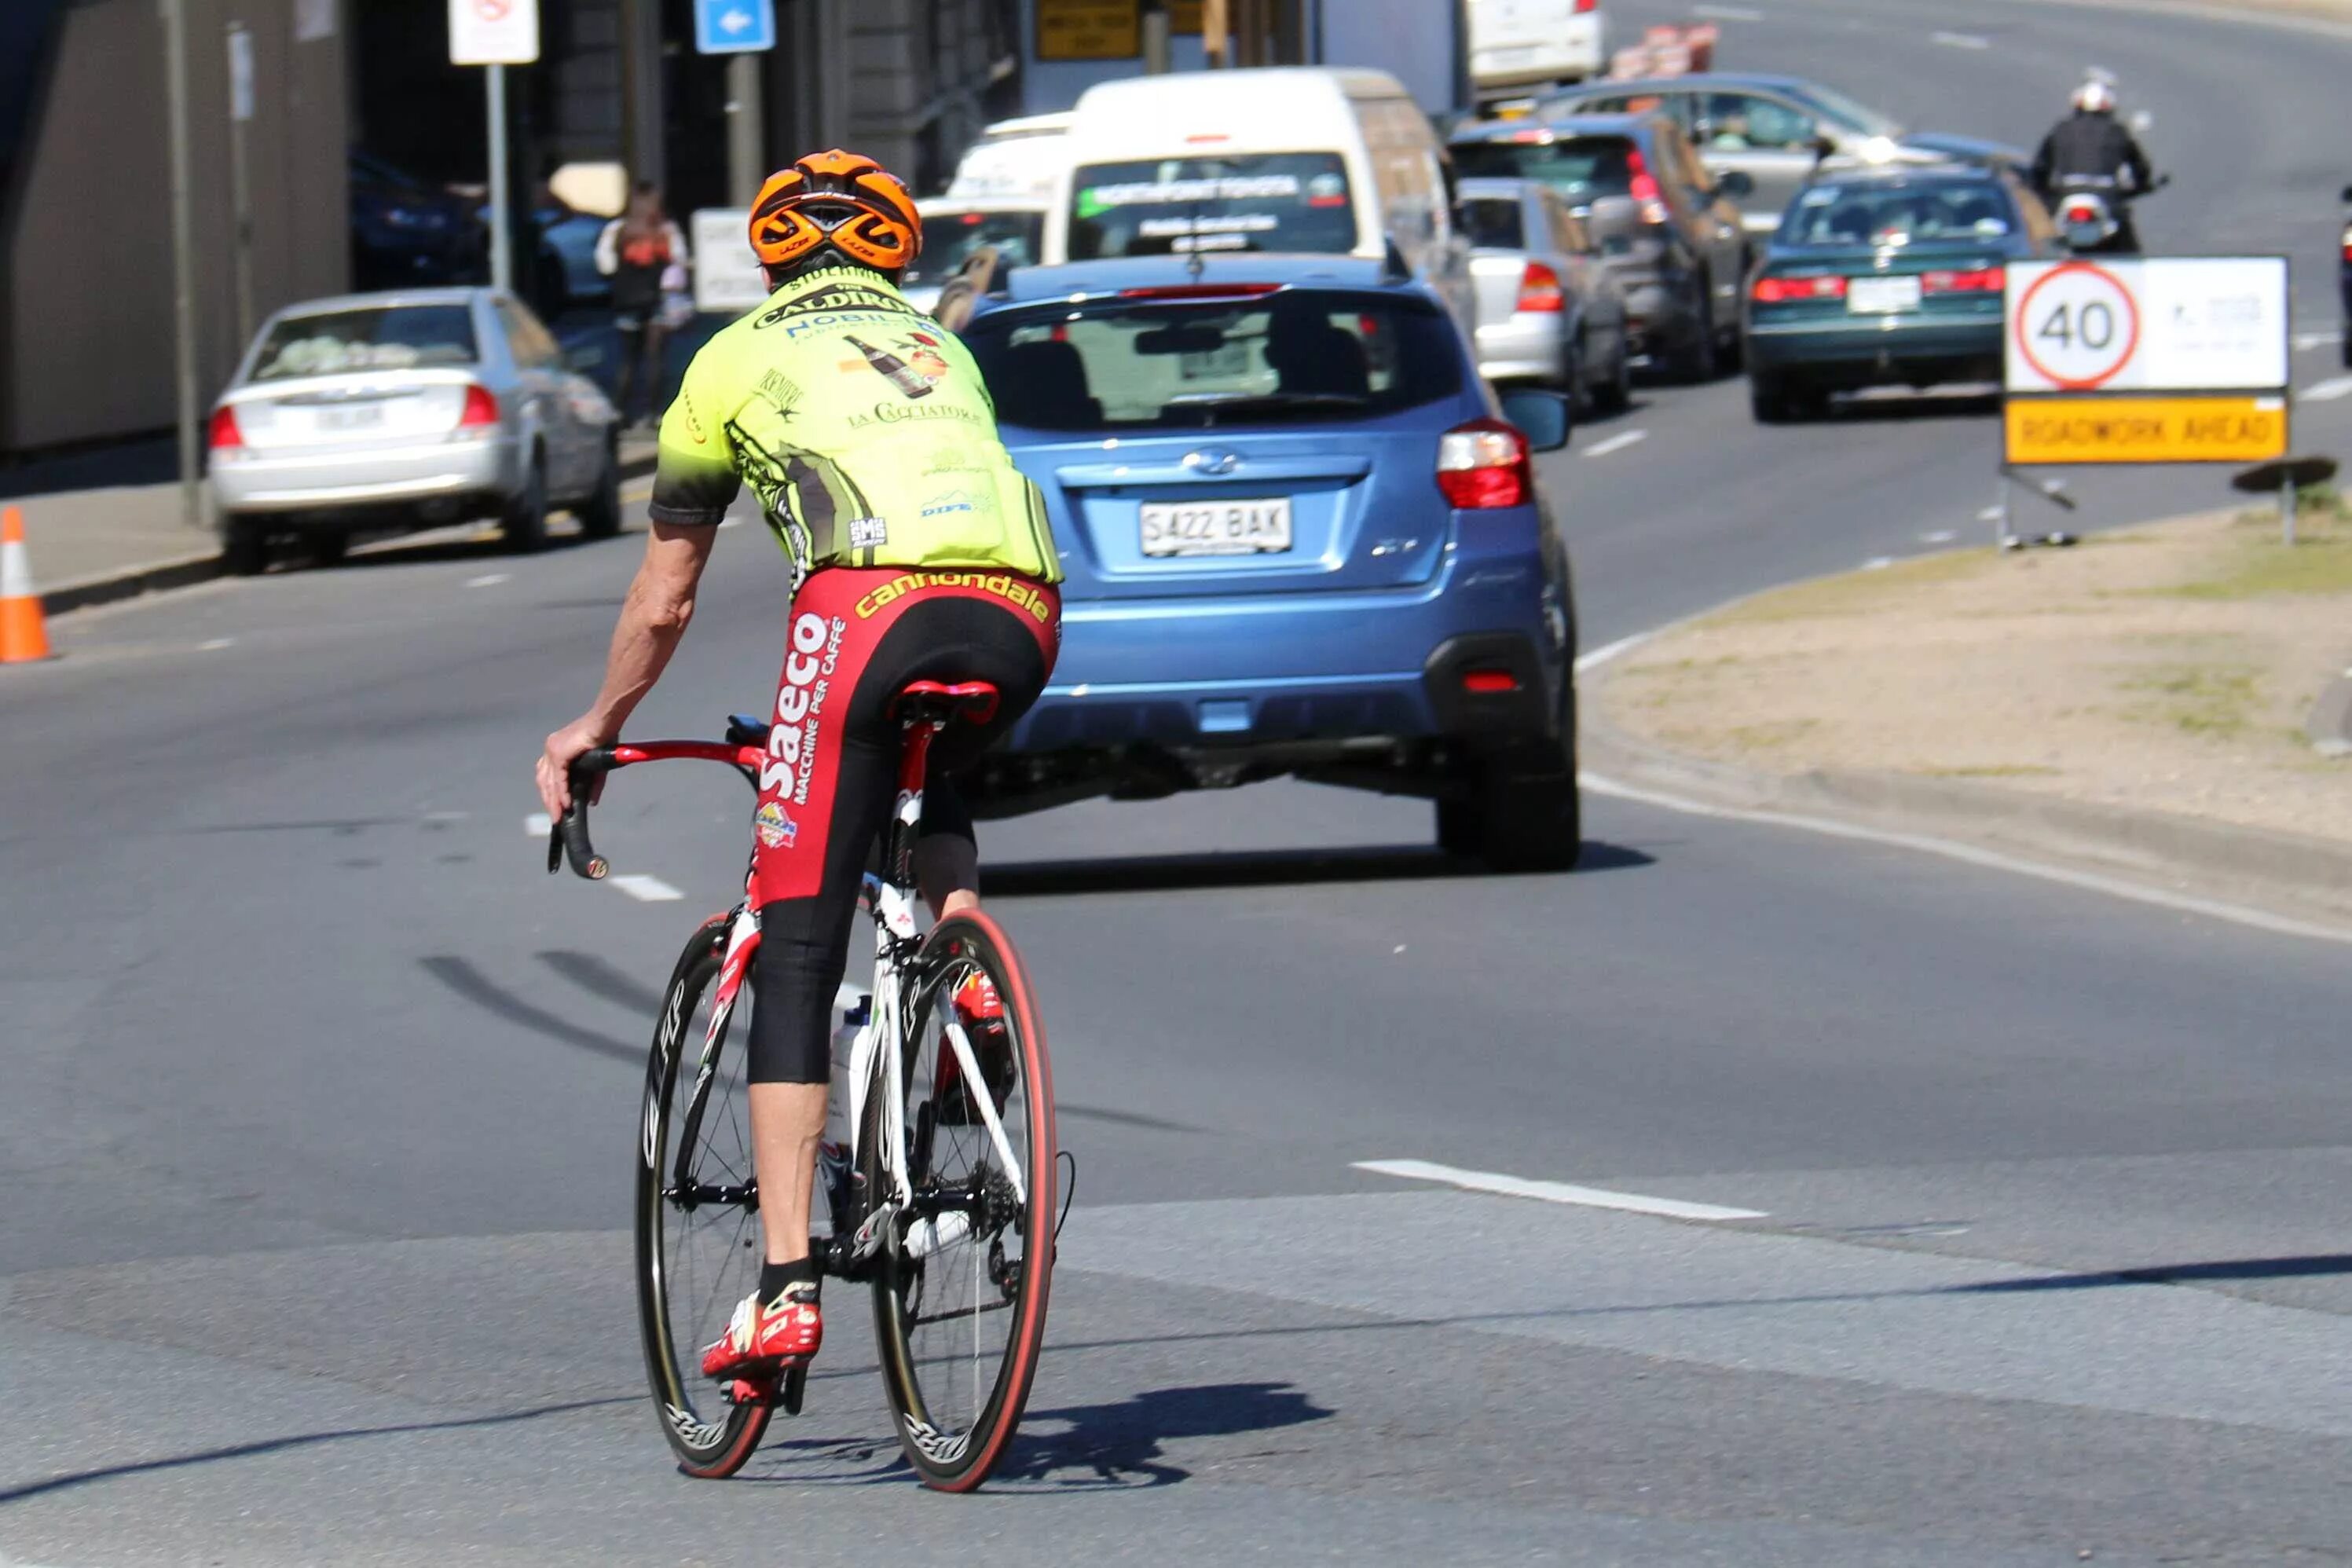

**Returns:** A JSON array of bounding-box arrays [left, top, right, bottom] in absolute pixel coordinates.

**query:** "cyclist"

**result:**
[[535, 148, 1062, 1387]]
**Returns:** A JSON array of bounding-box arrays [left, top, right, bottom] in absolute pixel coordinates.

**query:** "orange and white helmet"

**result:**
[[748, 149, 923, 273]]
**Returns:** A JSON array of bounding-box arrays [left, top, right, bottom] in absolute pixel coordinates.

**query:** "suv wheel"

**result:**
[[1435, 691, 1583, 873]]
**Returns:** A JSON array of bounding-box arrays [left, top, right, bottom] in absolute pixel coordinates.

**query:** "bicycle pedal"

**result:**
[[781, 1365, 808, 1416], [721, 1376, 775, 1406]]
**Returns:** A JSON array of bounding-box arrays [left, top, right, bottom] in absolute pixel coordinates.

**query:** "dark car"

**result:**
[[957, 255, 1584, 870], [1451, 112, 1751, 382], [1544, 72, 2024, 236], [349, 150, 482, 291], [1742, 160, 2061, 422]]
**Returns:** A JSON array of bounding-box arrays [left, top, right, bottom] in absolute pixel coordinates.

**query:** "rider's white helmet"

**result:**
[[2072, 79, 2118, 114]]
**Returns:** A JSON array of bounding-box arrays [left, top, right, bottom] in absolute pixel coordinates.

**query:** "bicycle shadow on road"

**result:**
[[986, 841, 1654, 899], [990, 1380, 1334, 1489]]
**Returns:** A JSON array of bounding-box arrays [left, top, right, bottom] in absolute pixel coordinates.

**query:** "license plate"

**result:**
[[1847, 276, 1922, 314], [1139, 498, 1293, 558], [317, 403, 386, 430]]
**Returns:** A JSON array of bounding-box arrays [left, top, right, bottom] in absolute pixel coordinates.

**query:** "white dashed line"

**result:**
[[1931, 29, 1990, 48], [2298, 375, 2352, 402], [1691, 2, 1763, 18], [1977, 505, 2006, 522], [1354, 1159, 1768, 1222], [525, 811, 552, 837], [2294, 332, 2337, 352], [197, 636, 234, 650], [609, 874, 686, 902], [1581, 428, 1649, 459], [1920, 529, 1958, 544], [465, 572, 511, 588], [1862, 555, 1895, 570]]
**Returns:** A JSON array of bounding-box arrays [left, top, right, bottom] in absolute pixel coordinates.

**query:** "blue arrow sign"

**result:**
[[694, 0, 773, 53]]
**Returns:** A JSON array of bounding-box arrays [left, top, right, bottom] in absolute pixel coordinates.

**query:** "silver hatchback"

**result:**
[[208, 288, 621, 573], [1456, 176, 1633, 412]]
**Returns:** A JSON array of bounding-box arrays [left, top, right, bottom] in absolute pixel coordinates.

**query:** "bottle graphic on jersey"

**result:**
[[845, 335, 933, 400]]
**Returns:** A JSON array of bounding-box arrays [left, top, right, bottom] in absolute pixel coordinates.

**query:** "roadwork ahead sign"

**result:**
[[2003, 256, 2289, 463]]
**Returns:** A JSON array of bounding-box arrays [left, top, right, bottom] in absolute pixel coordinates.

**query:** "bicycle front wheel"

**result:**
[[636, 914, 771, 1478], [865, 908, 1057, 1491]]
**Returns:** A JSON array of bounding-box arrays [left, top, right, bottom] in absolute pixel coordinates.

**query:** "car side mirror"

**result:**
[[1716, 170, 1756, 199], [1813, 133, 1838, 159], [1499, 388, 1572, 453]]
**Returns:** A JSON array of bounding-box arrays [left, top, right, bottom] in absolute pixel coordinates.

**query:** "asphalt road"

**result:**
[[8, 2, 2352, 1563]]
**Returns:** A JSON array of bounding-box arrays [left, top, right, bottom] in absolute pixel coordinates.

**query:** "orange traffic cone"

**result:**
[[2, 505, 54, 663]]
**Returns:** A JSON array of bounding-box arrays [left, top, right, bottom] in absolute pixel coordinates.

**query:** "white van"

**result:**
[[1470, 0, 1607, 102], [1045, 68, 1472, 333], [945, 112, 1073, 204]]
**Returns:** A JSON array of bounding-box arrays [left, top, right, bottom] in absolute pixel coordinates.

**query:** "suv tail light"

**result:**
[[1626, 149, 1670, 225], [1515, 260, 1566, 313], [1751, 274, 1847, 303], [458, 380, 500, 425], [1922, 267, 2004, 294], [207, 404, 244, 451], [1437, 418, 1531, 510]]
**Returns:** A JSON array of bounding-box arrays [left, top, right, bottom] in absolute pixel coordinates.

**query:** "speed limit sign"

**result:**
[[2013, 262, 2140, 391]]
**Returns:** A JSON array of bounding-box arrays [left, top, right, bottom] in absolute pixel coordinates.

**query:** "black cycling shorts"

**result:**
[[744, 566, 1059, 1085]]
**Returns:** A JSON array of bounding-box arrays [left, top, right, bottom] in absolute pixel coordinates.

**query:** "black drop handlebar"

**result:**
[[549, 749, 618, 881]]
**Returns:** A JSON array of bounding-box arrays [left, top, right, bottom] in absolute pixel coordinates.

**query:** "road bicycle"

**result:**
[[548, 680, 1059, 1489]]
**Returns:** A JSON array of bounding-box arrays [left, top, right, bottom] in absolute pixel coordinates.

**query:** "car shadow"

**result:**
[[985, 839, 1654, 899], [1817, 386, 2003, 424]]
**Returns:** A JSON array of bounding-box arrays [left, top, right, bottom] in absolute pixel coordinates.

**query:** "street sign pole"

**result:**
[[225, 24, 256, 346], [487, 63, 512, 292], [727, 52, 763, 207], [161, 0, 202, 533]]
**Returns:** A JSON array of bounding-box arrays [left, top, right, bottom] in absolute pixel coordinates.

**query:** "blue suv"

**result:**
[[957, 255, 1583, 870]]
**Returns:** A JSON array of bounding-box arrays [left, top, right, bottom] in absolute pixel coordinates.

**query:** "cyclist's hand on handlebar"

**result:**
[[537, 716, 614, 818]]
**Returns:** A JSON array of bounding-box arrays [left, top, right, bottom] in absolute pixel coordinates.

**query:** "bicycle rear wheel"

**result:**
[[865, 909, 1057, 1491], [636, 915, 771, 1477]]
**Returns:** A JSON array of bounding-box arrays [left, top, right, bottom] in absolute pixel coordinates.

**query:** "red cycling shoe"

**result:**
[[702, 1283, 822, 1380], [938, 971, 1015, 1125]]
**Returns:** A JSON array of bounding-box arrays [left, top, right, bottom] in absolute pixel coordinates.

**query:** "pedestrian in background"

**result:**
[[596, 183, 691, 428]]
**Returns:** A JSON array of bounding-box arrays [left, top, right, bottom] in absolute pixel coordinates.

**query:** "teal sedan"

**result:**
[[1743, 162, 2060, 422]]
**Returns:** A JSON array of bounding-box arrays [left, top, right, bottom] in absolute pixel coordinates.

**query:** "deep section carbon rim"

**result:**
[[867, 910, 1056, 1490], [636, 917, 771, 1476]]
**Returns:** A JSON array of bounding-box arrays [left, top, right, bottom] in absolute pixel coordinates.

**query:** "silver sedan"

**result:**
[[1456, 177, 1634, 413], [207, 288, 621, 573]]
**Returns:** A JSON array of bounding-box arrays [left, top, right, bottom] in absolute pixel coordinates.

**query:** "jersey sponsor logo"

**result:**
[[759, 612, 847, 804], [753, 799, 799, 849], [853, 570, 1053, 624], [679, 386, 709, 445], [919, 489, 976, 518], [756, 369, 803, 414], [753, 278, 921, 331], [845, 401, 985, 430], [847, 515, 889, 548]]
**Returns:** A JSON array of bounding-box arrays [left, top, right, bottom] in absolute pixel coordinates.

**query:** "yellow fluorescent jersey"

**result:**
[[648, 266, 1062, 586]]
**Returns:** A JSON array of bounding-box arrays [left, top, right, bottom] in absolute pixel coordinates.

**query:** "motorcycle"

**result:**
[[2053, 171, 2167, 255]]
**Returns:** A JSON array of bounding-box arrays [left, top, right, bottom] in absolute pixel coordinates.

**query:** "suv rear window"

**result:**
[[1452, 136, 1636, 202], [965, 293, 1463, 432], [1068, 153, 1357, 259], [1456, 197, 1526, 249], [251, 304, 477, 382]]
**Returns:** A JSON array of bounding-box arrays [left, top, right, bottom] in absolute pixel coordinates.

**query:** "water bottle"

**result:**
[[907, 1211, 973, 1259], [818, 993, 871, 1231]]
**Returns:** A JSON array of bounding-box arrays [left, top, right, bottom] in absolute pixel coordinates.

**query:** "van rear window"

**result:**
[[1068, 153, 1357, 260]]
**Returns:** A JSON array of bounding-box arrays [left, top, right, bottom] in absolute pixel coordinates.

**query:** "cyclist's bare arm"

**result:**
[[537, 522, 718, 818]]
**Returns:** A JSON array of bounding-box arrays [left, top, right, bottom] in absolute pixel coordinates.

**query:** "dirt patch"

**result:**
[[1595, 506, 2352, 846]]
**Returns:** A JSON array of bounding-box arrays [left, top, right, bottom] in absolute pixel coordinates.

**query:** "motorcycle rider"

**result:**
[[2030, 78, 2155, 251]]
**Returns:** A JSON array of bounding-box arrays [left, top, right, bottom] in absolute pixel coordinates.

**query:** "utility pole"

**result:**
[[161, 0, 203, 533], [1143, 1, 1173, 74]]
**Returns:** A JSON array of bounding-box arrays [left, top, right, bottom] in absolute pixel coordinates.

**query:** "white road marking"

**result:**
[[1573, 628, 1657, 674], [609, 874, 685, 902], [1581, 429, 1648, 460], [464, 573, 511, 588], [196, 636, 235, 651], [1691, 2, 1763, 17], [1354, 1159, 1768, 1222], [1920, 529, 1958, 544], [524, 811, 552, 837], [1976, 505, 2005, 522], [1862, 555, 1895, 570], [718, 517, 745, 529], [1578, 769, 2352, 947], [2298, 375, 2352, 402], [1931, 29, 1991, 48], [2294, 332, 2337, 351]]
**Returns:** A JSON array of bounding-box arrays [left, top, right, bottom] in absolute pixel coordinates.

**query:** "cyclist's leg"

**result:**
[[914, 779, 980, 919]]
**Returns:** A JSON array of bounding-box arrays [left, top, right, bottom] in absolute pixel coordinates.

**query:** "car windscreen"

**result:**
[[251, 304, 478, 381], [1451, 137, 1634, 203], [964, 294, 1463, 432], [1456, 196, 1526, 249], [1066, 154, 1357, 259], [902, 211, 1046, 286], [1776, 178, 2015, 249]]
